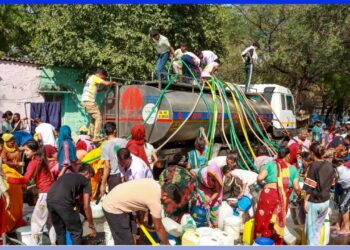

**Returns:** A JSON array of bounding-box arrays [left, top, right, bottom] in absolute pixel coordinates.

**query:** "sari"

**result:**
[[159, 166, 197, 223], [187, 146, 208, 170], [2, 164, 25, 232], [57, 126, 77, 171], [193, 165, 223, 225], [254, 159, 290, 245]]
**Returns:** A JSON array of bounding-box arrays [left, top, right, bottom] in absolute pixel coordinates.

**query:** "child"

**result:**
[[312, 120, 322, 143]]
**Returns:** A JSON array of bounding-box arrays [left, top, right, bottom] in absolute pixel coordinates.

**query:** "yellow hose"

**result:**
[[139, 225, 158, 246], [228, 86, 256, 159], [228, 82, 277, 156], [213, 79, 250, 169]]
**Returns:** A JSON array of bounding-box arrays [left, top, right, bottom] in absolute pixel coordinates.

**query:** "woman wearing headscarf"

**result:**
[[159, 165, 197, 223], [57, 126, 77, 177], [1, 133, 24, 172], [1, 133, 26, 233], [126, 124, 150, 169], [254, 146, 301, 245], [191, 164, 223, 227]]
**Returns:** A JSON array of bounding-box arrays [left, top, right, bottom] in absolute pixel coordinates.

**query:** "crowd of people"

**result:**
[[1, 105, 350, 246]]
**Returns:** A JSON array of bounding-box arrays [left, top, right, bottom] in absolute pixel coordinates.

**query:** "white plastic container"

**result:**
[[212, 229, 234, 246], [218, 201, 234, 230], [200, 236, 222, 246], [162, 217, 182, 237], [284, 225, 299, 245], [91, 201, 104, 219], [196, 227, 214, 237], [15, 226, 42, 245], [224, 216, 242, 241]]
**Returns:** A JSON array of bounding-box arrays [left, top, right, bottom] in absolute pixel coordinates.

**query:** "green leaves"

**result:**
[[3, 5, 226, 80]]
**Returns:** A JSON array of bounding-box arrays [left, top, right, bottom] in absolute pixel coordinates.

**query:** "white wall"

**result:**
[[0, 60, 44, 120]]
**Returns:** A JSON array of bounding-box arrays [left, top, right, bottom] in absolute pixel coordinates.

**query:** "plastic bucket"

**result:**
[[238, 195, 252, 211], [254, 237, 274, 245]]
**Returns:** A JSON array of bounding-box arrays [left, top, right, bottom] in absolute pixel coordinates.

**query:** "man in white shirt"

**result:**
[[150, 30, 176, 81], [117, 148, 153, 182], [201, 59, 220, 79], [241, 42, 259, 92], [34, 118, 56, 146], [198, 50, 218, 66]]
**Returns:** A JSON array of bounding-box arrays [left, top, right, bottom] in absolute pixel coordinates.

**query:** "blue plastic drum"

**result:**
[[238, 195, 252, 211], [191, 206, 209, 227], [254, 237, 274, 245]]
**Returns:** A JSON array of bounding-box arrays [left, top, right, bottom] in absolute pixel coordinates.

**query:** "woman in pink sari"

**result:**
[[191, 164, 223, 227]]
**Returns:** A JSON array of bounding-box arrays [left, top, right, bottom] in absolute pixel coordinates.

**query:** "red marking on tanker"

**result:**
[[121, 86, 143, 113]]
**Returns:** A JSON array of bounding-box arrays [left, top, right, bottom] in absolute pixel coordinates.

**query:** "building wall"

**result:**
[[40, 67, 105, 135], [0, 60, 44, 119]]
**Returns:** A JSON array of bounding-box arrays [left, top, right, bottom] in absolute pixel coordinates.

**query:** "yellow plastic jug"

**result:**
[[242, 218, 255, 245], [182, 229, 200, 246]]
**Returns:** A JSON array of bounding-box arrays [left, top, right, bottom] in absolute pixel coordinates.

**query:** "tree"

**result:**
[[221, 5, 350, 107], [20, 5, 228, 79], [0, 5, 31, 57]]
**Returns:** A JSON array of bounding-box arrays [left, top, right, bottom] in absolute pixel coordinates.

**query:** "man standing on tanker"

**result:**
[[241, 42, 259, 92], [81, 69, 115, 142], [150, 29, 176, 81]]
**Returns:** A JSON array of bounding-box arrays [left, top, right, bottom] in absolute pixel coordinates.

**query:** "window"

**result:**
[[44, 94, 63, 102], [281, 94, 286, 110], [286, 95, 295, 114]]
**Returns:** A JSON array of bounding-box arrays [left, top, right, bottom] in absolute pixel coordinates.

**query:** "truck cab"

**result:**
[[246, 84, 297, 137]]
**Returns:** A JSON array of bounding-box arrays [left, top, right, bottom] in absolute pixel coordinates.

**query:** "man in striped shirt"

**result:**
[[81, 69, 115, 142]]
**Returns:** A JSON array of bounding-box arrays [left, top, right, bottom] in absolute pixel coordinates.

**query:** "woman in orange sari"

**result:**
[[254, 146, 301, 245], [1, 133, 25, 232]]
